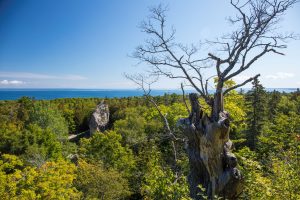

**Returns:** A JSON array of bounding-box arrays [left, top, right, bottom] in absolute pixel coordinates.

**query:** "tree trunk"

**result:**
[[178, 93, 242, 199]]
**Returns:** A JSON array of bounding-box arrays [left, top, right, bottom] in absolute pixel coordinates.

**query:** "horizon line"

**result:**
[[0, 87, 299, 90]]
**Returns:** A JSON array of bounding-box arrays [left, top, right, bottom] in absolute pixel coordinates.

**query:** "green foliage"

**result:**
[[237, 90, 300, 199], [269, 150, 300, 199], [0, 123, 24, 154], [0, 92, 299, 199], [0, 154, 81, 199], [141, 148, 190, 200], [224, 90, 247, 131], [114, 107, 148, 146], [75, 159, 131, 199], [258, 94, 300, 156], [236, 147, 273, 199], [0, 123, 63, 162], [23, 124, 63, 163], [17, 96, 35, 123], [144, 103, 188, 128], [79, 131, 136, 175], [30, 102, 69, 141]]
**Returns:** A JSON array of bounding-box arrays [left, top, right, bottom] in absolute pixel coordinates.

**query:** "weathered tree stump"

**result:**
[[178, 93, 242, 199]]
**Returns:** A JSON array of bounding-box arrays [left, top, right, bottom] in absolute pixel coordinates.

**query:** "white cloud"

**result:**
[[0, 72, 87, 80], [64, 75, 86, 80], [233, 75, 251, 82], [0, 80, 25, 85], [266, 72, 295, 80]]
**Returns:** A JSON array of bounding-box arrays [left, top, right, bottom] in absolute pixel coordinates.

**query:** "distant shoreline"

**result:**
[[0, 88, 298, 100]]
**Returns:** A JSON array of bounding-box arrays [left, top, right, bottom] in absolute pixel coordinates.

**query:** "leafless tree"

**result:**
[[130, 0, 298, 199]]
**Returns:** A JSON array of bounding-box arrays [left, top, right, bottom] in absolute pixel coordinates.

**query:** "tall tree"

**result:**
[[267, 90, 281, 120], [131, 1, 297, 199], [245, 78, 267, 150]]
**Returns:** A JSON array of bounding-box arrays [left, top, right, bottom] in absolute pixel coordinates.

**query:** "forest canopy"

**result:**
[[0, 86, 299, 199]]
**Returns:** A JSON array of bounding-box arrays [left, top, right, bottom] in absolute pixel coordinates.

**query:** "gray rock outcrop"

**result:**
[[89, 101, 109, 135]]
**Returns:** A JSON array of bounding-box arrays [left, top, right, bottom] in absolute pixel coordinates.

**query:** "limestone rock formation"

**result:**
[[89, 101, 109, 135]]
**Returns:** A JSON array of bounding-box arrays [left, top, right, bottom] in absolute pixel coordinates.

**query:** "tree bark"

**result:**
[[178, 93, 242, 199]]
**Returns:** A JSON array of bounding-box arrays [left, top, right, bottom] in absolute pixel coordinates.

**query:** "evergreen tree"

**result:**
[[267, 90, 281, 120], [245, 78, 267, 150]]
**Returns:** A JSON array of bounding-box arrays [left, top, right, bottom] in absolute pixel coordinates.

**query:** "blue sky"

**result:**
[[0, 0, 299, 89]]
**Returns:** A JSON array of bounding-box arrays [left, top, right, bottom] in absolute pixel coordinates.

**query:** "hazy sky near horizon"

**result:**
[[0, 0, 299, 89]]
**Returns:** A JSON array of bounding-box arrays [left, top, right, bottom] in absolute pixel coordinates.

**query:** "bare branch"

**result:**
[[181, 83, 191, 114], [125, 73, 186, 164], [133, 4, 213, 103], [216, 0, 298, 81], [132, 0, 298, 118], [223, 74, 260, 95]]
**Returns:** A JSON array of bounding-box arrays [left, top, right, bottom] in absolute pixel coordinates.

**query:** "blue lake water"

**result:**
[[0, 89, 184, 100], [0, 88, 298, 100]]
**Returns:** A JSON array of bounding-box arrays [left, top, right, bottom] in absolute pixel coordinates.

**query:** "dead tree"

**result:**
[[132, 1, 297, 199]]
